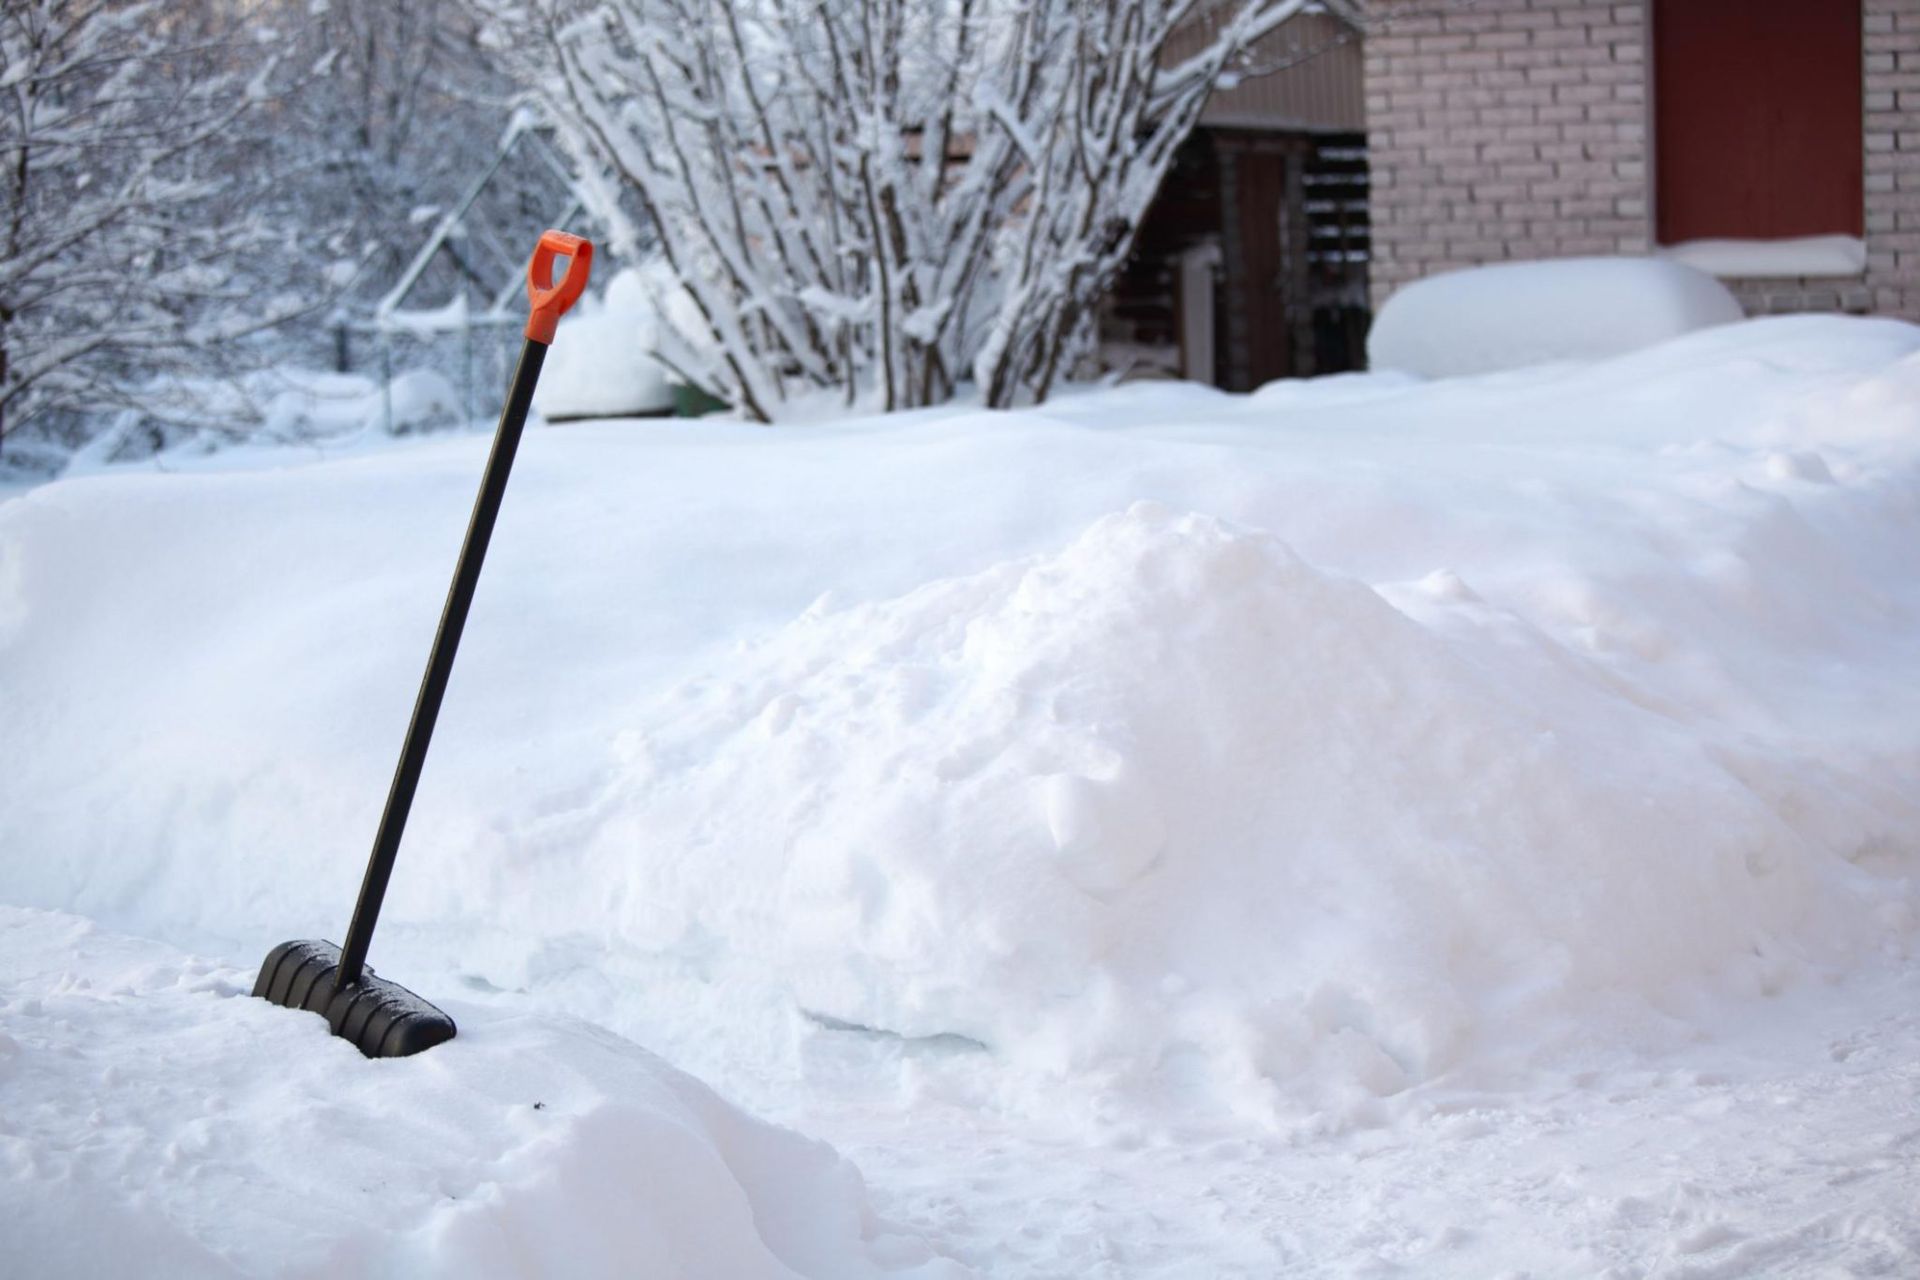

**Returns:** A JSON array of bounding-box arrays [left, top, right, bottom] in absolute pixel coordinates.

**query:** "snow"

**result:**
[[45, 367, 475, 478], [530, 268, 676, 420], [4, 314, 1920, 1274], [1660, 234, 1869, 280], [585, 493, 1907, 1120], [377, 369, 465, 435], [378, 296, 472, 337], [0, 907, 961, 1280], [1368, 256, 1746, 377]]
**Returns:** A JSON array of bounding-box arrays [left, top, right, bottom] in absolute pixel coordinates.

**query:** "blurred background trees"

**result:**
[[0, 0, 536, 466], [2, 0, 1308, 464]]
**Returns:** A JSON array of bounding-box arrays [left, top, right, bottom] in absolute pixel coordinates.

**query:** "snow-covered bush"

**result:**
[[1367, 257, 1746, 378], [484, 0, 1313, 420], [532, 268, 680, 420]]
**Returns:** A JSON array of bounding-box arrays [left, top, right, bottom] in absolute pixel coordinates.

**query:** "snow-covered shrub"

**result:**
[[1367, 257, 1746, 378], [484, 0, 1314, 420], [532, 268, 679, 420]]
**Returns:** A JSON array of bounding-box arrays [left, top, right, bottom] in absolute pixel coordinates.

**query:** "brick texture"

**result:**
[[1853, 0, 1920, 316], [1364, 0, 1920, 320]]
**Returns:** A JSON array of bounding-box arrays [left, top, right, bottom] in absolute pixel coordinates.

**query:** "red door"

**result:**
[[1653, 0, 1863, 243]]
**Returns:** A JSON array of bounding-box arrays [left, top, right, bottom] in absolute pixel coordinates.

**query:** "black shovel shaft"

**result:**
[[335, 337, 548, 990]]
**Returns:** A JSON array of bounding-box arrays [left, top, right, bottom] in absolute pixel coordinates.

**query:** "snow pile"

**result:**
[[1368, 257, 1745, 378], [4, 318, 1919, 1129], [532, 267, 677, 420], [0, 906, 964, 1279], [565, 499, 1910, 1119], [4, 315, 1920, 1270]]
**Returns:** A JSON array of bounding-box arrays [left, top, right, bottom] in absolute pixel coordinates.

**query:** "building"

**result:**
[[1365, 0, 1920, 318], [1104, 6, 1374, 389]]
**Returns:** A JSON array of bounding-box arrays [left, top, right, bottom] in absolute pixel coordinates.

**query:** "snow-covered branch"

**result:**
[[1, 0, 546, 462], [0, 0, 283, 451], [485, 0, 1305, 418]]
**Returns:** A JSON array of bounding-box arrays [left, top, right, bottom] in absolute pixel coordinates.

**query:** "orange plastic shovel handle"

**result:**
[[525, 229, 594, 344]]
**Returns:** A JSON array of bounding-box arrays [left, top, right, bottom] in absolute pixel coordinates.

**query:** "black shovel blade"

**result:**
[[253, 939, 455, 1058]]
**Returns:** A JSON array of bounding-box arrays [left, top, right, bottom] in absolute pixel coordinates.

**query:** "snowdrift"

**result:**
[[2, 315, 1918, 1140], [567, 499, 1912, 1118], [0, 907, 963, 1279], [532, 268, 678, 420], [1368, 256, 1745, 377]]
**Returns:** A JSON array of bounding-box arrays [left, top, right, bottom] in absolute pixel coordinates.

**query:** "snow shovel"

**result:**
[[253, 229, 595, 1058]]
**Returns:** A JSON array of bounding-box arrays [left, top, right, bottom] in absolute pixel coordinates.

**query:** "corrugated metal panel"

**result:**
[[1168, 8, 1365, 133]]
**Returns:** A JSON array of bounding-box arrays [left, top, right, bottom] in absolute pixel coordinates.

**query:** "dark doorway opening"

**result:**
[[1105, 128, 1371, 390]]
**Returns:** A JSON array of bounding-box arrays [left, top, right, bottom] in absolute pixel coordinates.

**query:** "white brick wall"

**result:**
[[1365, 0, 1920, 320], [1859, 0, 1920, 317], [1365, 0, 1648, 309]]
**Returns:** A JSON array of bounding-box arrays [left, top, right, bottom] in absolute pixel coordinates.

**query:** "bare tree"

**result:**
[[284, 0, 539, 289], [487, 0, 1313, 421]]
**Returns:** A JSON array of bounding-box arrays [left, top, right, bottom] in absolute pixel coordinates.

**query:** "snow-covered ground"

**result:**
[[4, 314, 1919, 1276]]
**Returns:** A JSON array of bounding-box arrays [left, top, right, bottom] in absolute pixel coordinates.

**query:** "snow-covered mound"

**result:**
[[1368, 257, 1745, 377], [2, 315, 1918, 1166], [0, 907, 963, 1279], [533, 267, 677, 419], [561, 500, 1911, 1118]]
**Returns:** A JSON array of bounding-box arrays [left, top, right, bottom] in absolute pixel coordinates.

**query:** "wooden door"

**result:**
[[1219, 135, 1314, 390], [1238, 148, 1292, 387]]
